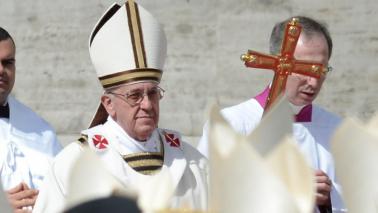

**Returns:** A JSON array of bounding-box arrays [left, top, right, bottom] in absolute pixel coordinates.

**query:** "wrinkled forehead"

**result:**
[[112, 81, 159, 92]]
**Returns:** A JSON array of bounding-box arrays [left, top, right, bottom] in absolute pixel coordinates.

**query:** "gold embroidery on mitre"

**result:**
[[126, 0, 147, 68], [99, 68, 162, 88]]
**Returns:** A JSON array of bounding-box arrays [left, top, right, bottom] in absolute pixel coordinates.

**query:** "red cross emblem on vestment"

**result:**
[[92, 135, 108, 149], [240, 18, 326, 114], [164, 133, 180, 148]]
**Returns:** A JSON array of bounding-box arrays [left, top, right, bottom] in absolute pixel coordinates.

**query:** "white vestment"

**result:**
[[0, 96, 62, 190], [197, 95, 346, 212], [34, 117, 208, 213]]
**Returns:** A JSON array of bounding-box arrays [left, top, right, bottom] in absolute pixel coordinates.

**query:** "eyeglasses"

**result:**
[[324, 66, 333, 74], [107, 86, 165, 106]]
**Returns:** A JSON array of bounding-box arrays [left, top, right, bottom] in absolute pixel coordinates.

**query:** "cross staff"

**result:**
[[241, 18, 327, 113]]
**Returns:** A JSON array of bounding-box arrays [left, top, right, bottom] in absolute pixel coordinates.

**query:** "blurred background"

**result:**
[[1, 0, 377, 146]]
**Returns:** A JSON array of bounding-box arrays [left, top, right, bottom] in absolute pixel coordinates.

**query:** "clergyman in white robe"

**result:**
[[197, 87, 346, 212], [34, 116, 208, 213], [0, 96, 62, 190]]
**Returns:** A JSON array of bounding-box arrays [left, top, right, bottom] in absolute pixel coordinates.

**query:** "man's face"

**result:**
[[0, 39, 15, 104], [102, 82, 161, 141], [285, 33, 329, 106]]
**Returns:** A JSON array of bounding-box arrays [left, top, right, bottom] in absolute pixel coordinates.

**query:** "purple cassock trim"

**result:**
[[254, 86, 270, 108], [254, 86, 312, 122], [295, 104, 312, 122]]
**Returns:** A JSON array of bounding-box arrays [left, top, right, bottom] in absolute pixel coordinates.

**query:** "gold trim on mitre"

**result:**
[[99, 68, 162, 89], [126, 0, 147, 68]]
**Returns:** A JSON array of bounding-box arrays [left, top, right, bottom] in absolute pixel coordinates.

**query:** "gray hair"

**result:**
[[269, 16, 332, 59]]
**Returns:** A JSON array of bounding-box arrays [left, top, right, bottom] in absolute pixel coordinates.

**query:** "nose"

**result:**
[[139, 93, 152, 110], [306, 76, 320, 87]]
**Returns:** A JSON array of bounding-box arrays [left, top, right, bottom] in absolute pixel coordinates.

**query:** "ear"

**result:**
[[101, 94, 116, 117]]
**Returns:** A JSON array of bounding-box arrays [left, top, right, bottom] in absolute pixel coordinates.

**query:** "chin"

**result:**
[[303, 96, 316, 105], [136, 125, 156, 140], [295, 94, 316, 106]]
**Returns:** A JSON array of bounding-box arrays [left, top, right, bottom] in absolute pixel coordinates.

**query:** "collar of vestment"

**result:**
[[103, 117, 165, 175], [83, 119, 187, 190], [103, 116, 160, 154], [254, 86, 312, 122], [84, 117, 187, 179]]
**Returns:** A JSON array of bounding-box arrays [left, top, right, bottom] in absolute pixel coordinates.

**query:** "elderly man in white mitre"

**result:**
[[33, 1, 208, 212]]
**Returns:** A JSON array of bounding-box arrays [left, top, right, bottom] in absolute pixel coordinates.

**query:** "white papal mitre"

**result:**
[[88, 0, 167, 127]]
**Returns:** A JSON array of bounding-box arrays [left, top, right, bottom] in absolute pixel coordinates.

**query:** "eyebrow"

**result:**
[[127, 86, 158, 92], [1, 58, 15, 63], [126, 88, 143, 93]]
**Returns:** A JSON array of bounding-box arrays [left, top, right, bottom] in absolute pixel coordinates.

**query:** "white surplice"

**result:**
[[197, 98, 346, 212], [0, 96, 62, 190], [34, 116, 208, 213]]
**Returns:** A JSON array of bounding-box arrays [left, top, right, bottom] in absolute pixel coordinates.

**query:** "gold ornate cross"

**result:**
[[241, 18, 326, 113]]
